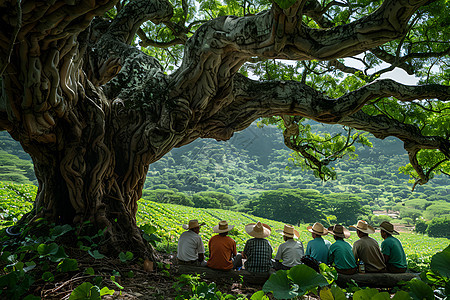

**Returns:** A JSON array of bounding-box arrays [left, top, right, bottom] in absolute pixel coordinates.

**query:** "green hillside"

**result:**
[[1, 182, 447, 272]]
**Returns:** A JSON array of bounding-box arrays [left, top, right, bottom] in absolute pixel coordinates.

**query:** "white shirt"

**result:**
[[177, 230, 205, 261], [275, 239, 304, 267]]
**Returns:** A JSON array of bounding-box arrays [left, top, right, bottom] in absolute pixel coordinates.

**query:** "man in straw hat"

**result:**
[[305, 222, 331, 264], [379, 221, 407, 273], [328, 224, 357, 275], [242, 221, 273, 273], [177, 220, 207, 266], [207, 220, 241, 270], [350, 220, 385, 273], [273, 224, 304, 270]]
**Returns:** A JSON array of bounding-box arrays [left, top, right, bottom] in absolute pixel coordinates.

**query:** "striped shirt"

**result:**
[[243, 238, 273, 273]]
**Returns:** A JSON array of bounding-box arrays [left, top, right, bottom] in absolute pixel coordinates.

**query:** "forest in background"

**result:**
[[1, 122, 449, 233]]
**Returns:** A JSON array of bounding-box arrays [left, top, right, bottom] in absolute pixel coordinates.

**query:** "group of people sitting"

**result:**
[[176, 219, 407, 275]]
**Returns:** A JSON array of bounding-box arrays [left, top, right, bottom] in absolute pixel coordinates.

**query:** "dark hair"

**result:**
[[357, 229, 368, 237]]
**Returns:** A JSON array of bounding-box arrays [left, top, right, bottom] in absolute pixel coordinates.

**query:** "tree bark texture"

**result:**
[[0, 0, 448, 256]]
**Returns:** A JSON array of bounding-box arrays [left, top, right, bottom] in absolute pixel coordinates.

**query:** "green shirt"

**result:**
[[306, 237, 331, 264], [381, 236, 407, 269], [329, 239, 357, 270]]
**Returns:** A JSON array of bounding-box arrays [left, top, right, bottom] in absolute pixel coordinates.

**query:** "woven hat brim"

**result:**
[[349, 225, 375, 234], [328, 227, 351, 238], [182, 222, 205, 230], [213, 225, 234, 233], [379, 226, 399, 235], [307, 226, 328, 236]]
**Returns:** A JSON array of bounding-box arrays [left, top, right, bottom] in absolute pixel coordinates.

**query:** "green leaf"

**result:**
[[100, 287, 115, 296], [330, 285, 347, 300], [48, 224, 72, 241], [262, 270, 298, 299], [85, 267, 95, 275], [69, 282, 98, 300], [23, 295, 41, 300], [430, 245, 450, 278], [37, 243, 59, 257], [119, 251, 134, 262], [88, 250, 105, 260], [288, 264, 329, 294], [42, 271, 54, 282], [319, 263, 338, 284], [392, 290, 413, 300], [407, 279, 434, 300], [353, 288, 382, 300], [49, 246, 68, 262], [57, 258, 79, 272]]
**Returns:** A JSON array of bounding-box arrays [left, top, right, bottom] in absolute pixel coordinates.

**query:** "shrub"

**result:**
[[414, 219, 428, 234], [426, 217, 450, 238]]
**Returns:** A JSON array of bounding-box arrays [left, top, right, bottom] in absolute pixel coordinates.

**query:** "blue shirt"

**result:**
[[305, 237, 331, 264]]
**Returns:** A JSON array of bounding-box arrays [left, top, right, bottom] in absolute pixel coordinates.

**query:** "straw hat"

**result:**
[[213, 220, 234, 233], [245, 221, 271, 238], [379, 221, 399, 235], [327, 224, 351, 239], [307, 222, 328, 236], [182, 219, 205, 230], [279, 224, 299, 239], [350, 220, 375, 234]]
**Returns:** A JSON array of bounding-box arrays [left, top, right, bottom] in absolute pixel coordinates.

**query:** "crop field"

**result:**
[[1, 182, 448, 271], [136, 199, 449, 270]]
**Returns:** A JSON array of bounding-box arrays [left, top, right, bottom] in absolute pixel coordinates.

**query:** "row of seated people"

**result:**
[[176, 219, 407, 274]]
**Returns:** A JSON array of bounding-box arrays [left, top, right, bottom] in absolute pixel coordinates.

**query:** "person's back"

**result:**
[[207, 221, 237, 270], [305, 223, 331, 264], [379, 221, 407, 273], [328, 224, 357, 274], [243, 222, 273, 273], [274, 224, 304, 270], [351, 220, 385, 273], [177, 220, 206, 266], [353, 235, 385, 272]]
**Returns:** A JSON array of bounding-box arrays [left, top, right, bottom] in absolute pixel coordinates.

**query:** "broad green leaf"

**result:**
[[69, 282, 97, 300], [407, 279, 434, 300], [42, 271, 54, 282], [392, 290, 413, 300], [58, 258, 79, 272], [88, 250, 105, 259], [330, 285, 347, 300], [319, 286, 334, 300], [288, 264, 329, 294], [353, 288, 380, 300], [37, 243, 59, 257], [119, 251, 134, 262], [250, 291, 269, 300], [85, 267, 95, 275], [430, 245, 450, 278], [100, 287, 115, 296], [263, 270, 298, 299]]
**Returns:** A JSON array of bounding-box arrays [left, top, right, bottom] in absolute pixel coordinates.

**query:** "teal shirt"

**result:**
[[329, 239, 357, 270], [306, 237, 331, 264], [381, 236, 407, 269]]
